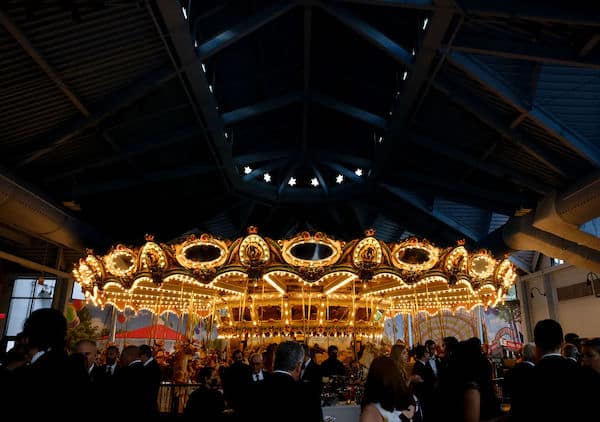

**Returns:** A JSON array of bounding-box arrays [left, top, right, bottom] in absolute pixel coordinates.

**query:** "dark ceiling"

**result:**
[[2, 0, 600, 274]]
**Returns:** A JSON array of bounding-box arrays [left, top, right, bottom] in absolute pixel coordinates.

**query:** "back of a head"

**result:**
[[534, 319, 563, 352], [363, 355, 408, 412], [23, 308, 67, 351], [327, 345, 338, 357], [121, 345, 140, 366], [562, 343, 579, 359], [390, 343, 406, 362], [414, 345, 427, 360], [565, 332, 580, 345], [521, 342, 536, 362], [274, 341, 304, 372], [139, 344, 153, 358]]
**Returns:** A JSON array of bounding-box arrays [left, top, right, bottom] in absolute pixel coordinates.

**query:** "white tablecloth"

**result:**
[[322, 404, 361, 422]]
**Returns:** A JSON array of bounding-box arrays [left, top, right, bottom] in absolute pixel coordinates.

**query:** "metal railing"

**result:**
[[158, 383, 200, 414]]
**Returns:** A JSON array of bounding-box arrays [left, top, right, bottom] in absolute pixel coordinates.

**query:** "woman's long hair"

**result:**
[[361, 355, 412, 412]]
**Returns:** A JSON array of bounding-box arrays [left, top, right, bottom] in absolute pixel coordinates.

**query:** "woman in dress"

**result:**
[[360, 355, 415, 422]]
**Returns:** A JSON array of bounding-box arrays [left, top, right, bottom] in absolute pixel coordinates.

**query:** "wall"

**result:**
[[519, 263, 600, 340]]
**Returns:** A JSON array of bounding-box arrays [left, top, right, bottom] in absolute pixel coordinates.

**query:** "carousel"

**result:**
[[72, 227, 518, 344]]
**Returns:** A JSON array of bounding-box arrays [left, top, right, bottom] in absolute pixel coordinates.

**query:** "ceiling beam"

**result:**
[[433, 79, 572, 177], [319, 160, 363, 183], [234, 150, 292, 165], [0, 249, 73, 280], [450, 35, 600, 70], [17, 67, 176, 167], [71, 165, 216, 196], [333, 0, 433, 9], [314, 150, 372, 168], [382, 185, 481, 240], [196, 0, 299, 60], [302, 5, 312, 152], [390, 169, 523, 207], [447, 52, 600, 167], [0, 9, 90, 117], [317, 1, 413, 67], [457, 0, 600, 26], [154, 0, 237, 191], [221, 91, 303, 125], [47, 127, 204, 182], [409, 132, 550, 194], [311, 91, 387, 129], [389, 0, 455, 135], [242, 159, 289, 182], [579, 34, 600, 58]]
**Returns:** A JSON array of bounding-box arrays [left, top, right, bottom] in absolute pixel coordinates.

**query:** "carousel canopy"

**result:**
[[73, 227, 517, 337]]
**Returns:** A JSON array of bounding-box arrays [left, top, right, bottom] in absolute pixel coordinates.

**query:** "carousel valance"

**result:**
[[73, 228, 517, 337]]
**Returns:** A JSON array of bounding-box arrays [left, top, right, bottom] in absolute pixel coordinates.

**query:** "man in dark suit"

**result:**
[[525, 319, 578, 421], [424, 339, 440, 380], [8, 309, 89, 419], [249, 352, 270, 383], [503, 342, 535, 421], [320, 345, 346, 377], [301, 343, 323, 420], [411, 344, 435, 414], [139, 344, 162, 420], [223, 349, 251, 413], [113, 345, 151, 419], [246, 341, 322, 422]]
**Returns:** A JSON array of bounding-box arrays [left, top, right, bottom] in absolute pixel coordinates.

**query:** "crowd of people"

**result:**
[[2, 308, 600, 422]]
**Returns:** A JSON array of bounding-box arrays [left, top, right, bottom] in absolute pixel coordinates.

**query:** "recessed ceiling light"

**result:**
[[310, 178, 319, 187], [244, 166, 252, 175], [355, 168, 363, 177], [288, 177, 296, 186], [264, 173, 271, 183], [336, 174, 344, 184]]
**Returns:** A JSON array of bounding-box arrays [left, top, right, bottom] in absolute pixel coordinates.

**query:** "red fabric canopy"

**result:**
[[99, 324, 187, 341]]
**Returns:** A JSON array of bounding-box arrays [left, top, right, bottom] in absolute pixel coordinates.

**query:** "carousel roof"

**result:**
[[74, 228, 517, 337]]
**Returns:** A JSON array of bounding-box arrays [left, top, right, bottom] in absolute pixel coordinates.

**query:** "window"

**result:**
[[4, 278, 56, 344], [71, 282, 86, 300], [551, 258, 565, 266]]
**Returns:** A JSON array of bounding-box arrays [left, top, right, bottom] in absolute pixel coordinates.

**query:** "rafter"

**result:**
[[154, 0, 237, 190], [311, 92, 387, 129], [317, 1, 413, 67], [196, 0, 299, 60], [47, 127, 205, 183], [409, 132, 550, 194], [0, 10, 90, 117], [17, 67, 176, 167], [389, 0, 455, 135], [71, 165, 216, 196], [458, 0, 600, 26], [221, 92, 303, 125], [451, 35, 600, 70], [447, 52, 600, 167], [319, 160, 363, 183], [382, 185, 482, 240], [302, 5, 312, 152], [433, 79, 572, 177]]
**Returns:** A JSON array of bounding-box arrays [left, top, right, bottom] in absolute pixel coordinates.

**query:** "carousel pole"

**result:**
[[110, 305, 117, 343]]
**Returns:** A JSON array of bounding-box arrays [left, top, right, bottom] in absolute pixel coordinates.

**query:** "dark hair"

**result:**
[[139, 344, 153, 357], [534, 319, 563, 352], [564, 332, 580, 344], [23, 308, 67, 350], [582, 337, 600, 354], [196, 366, 215, 383], [362, 356, 412, 412], [414, 345, 427, 359], [424, 339, 435, 347]]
